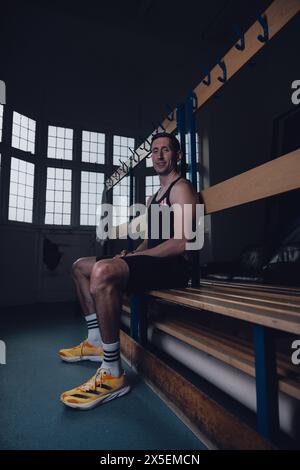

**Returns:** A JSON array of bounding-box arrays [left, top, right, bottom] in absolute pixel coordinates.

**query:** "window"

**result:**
[[113, 135, 135, 166], [145, 175, 160, 203], [82, 131, 105, 164], [185, 132, 200, 165], [0, 104, 3, 142], [112, 176, 130, 226], [45, 168, 72, 225], [176, 132, 200, 190], [47, 126, 73, 160], [8, 157, 34, 223], [12, 111, 36, 154], [80, 171, 104, 226]]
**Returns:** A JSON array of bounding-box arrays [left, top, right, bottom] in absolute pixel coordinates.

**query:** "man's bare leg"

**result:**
[[58, 256, 103, 362], [72, 256, 96, 316], [90, 258, 129, 375], [61, 257, 131, 408]]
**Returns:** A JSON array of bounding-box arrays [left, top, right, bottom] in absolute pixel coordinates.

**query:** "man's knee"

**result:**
[[72, 257, 88, 278], [90, 260, 122, 296]]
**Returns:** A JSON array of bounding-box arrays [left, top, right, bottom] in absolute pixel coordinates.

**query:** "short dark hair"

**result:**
[[151, 132, 181, 153]]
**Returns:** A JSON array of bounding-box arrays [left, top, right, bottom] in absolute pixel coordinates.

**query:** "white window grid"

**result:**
[[47, 126, 73, 160], [145, 175, 160, 204], [45, 167, 72, 225], [0, 104, 3, 142], [12, 111, 36, 154], [80, 171, 104, 226], [8, 157, 34, 223], [82, 131, 105, 164], [113, 135, 135, 166]]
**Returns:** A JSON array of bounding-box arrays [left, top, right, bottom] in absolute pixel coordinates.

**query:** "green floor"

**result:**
[[0, 302, 206, 450]]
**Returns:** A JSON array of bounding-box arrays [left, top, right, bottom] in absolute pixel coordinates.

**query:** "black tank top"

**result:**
[[147, 175, 182, 250]]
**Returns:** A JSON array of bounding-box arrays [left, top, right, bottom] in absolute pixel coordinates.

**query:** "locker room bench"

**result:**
[[117, 147, 300, 443]]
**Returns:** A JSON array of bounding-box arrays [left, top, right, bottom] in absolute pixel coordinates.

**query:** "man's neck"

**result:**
[[159, 171, 180, 188]]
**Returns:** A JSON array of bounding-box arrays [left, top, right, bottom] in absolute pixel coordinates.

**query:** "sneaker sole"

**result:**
[[61, 385, 131, 410], [59, 355, 103, 363]]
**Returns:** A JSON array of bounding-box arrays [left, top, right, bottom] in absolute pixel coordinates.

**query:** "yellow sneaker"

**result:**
[[61, 368, 131, 410], [58, 339, 103, 363]]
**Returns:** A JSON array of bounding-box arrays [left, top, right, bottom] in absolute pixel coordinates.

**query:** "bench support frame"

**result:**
[[253, 325, 280, 441]]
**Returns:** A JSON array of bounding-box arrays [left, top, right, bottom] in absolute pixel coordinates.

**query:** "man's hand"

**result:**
[[113, 249, 129, 258]]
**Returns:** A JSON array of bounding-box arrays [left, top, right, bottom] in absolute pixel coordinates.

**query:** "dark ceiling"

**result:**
[[0, 0, 273, 137]]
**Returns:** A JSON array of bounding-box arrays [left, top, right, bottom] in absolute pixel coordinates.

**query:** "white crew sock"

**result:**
[[101, 340, 123, 377], [85, 313, 102, 347]]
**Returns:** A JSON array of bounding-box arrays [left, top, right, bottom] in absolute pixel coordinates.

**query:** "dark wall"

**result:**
[[195, 13, 300, 263]]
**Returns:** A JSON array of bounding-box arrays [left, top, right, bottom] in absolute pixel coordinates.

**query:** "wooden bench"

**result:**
[[117, 147, 300, 444]]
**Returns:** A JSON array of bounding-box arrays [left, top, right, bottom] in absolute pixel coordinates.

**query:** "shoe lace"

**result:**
[[81, 368, 110, 392]]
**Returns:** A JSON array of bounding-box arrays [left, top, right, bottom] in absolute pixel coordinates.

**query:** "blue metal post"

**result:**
[[186, 91, 200, 287], [128, 165, 134, 252], [130, 294, 147, 346], [176, 103, 187, 177], [186, 91, 197, 189], [253, 325, 279, 441]]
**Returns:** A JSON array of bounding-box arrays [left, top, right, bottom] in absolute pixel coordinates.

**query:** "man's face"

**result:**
[[151, 137, 179, 175]]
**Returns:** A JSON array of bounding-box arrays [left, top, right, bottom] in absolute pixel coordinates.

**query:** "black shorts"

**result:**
[[95, 254, 192, 293]]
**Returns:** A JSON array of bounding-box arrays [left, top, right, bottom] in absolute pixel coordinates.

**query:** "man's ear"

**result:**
[[176, 151, 183, 172]]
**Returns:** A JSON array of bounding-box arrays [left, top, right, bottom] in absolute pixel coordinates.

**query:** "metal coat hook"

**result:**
[[217, 60, 227, 83], [118, 158, 129, 173], [140, 138, 152, 152], [129, 147, 140, 163], [233, 24, 245, 51], [200, 64, 211, 86], [257, 14, 269, 43]]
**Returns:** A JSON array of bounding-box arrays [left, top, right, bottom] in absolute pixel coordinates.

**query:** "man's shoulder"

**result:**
[[170, 177, 198, 204], [174, 177, 195, 193]]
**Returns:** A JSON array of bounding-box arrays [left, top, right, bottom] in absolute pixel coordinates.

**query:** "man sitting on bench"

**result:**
[[60, 132, 198, 410]]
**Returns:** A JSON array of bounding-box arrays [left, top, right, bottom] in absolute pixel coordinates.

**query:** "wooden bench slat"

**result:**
[[200, 279, 300, 295], [202, 149, 300, 214], [168, 317, 299, 377], [173, 287, 300, 309], [190, 285, 300, 305], [161, 288, 300, 317], [151, 318, 300, 400], [147, 289, 300, 334]]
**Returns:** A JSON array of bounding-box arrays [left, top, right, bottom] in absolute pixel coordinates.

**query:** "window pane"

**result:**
[[80, 171, 104, 226], [113, 135, 135, 166], [8, 157, 34, 223], [81, 130, 105, 164], [11, 111, 36, 154], [0, 104, 3, 142], [145, 175, 160, 204], [45, 168, 72, 225], [47, 126, 73, 160], [112, 175, 131, 226]]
